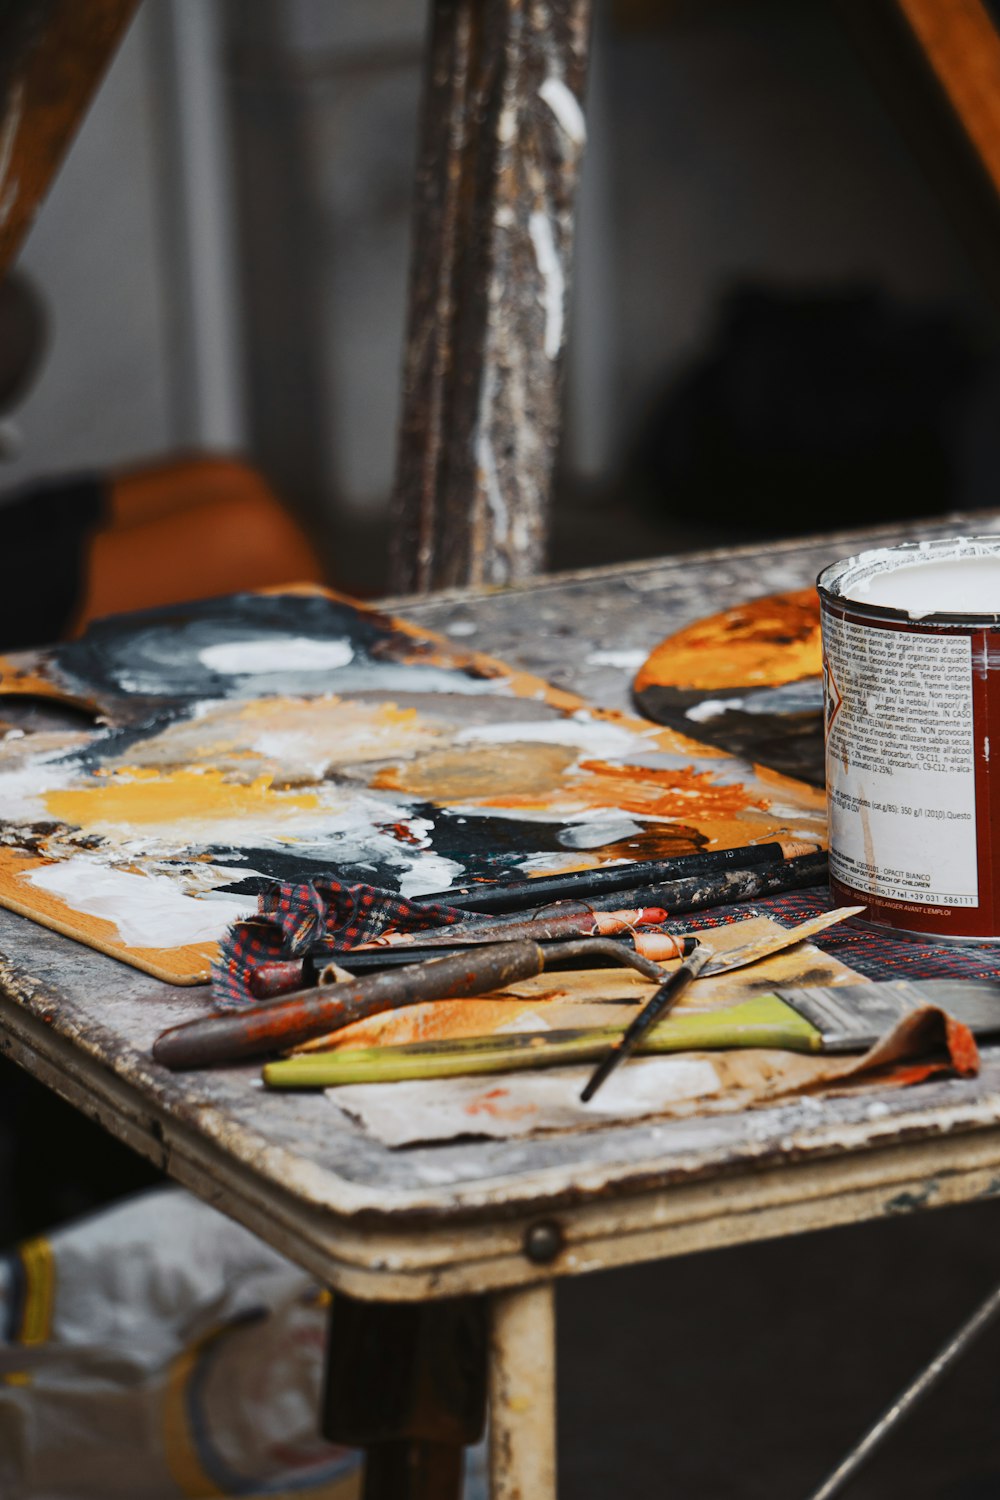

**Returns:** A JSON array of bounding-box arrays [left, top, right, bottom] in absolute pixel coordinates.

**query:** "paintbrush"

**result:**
[[579, 904, 862, 1103], [551, 850, 827, 915], [154, 909, 856, 1071], [152, 938, 675, 1071], [263, 978, 1000, 1089], [247, 906, 671, 999], [299, 930, 690, 977], [580, 944, 713, 1101], [418, 837, 819, 912], [361, 905, 669, 947]]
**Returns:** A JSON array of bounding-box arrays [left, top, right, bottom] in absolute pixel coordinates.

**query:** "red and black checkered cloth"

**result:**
[[211, 878, 468, 1008], [212, 877, 1000, 1010]]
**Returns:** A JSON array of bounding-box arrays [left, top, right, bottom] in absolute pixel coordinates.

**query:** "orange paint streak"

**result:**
[[0, 656, 101, 713], [635, 587, 821, 693], [465, 1087, 538, 1121], [472, 760, 766, 820], [944, 1016, 980, 1076]]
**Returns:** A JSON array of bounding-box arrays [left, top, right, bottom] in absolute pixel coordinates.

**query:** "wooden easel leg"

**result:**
[[391, 0, 592, 593], [488, 1282, 557, 1500], [322, 1291, 488, 1500]]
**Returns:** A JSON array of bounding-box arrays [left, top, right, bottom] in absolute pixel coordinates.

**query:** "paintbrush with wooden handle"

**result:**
[[153, 938, 677, 1071], [154, 909, 857, 1071]]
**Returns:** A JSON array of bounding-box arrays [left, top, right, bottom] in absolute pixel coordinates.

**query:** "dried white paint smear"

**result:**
[[455, 712, 646, 758], [528, 210, 565, 360], [586, 649, 646, 670], [475, 366, 509, 549], [25, 857, 256, 949], [395, 852, 465, 899], [685, 697, 746, 723], [0, 761, 69, 822], [538, 76, 586, 145], [199, 638, 355, 674], [558, 815, 642, 849]]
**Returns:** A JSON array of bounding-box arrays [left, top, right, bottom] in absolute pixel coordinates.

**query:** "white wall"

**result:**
[[1, 6, 172, 490], [1, 0, 243, 496]]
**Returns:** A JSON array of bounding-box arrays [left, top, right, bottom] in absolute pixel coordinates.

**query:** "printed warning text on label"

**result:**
[[822, 617, 978, 906]]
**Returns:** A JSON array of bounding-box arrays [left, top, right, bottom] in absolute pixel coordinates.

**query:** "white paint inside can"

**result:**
[[825, 536, 1000, 618], [846, 555, 1000, 616]]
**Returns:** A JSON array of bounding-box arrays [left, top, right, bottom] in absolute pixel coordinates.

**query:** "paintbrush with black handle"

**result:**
[[579, 944, 715, 1102], [247, 850, 827, 998], [418, 837, 818, 913]]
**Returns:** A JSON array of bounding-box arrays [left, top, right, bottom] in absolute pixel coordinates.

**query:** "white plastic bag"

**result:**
[[0, 1186, 361, 1499]]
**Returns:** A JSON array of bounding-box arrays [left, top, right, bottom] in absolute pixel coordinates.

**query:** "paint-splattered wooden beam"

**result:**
[[390, 0, 592, 593], [0, 0, 139, 279]]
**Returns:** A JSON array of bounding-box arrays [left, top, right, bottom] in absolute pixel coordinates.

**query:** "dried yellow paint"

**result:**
[[44, 765, 323, 828]]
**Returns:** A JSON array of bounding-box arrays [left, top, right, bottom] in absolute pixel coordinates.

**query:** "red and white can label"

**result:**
[[822, 612, 978, 910]]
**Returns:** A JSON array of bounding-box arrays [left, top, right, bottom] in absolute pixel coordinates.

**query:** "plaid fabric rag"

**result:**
[[211, 878, 468, 1009]]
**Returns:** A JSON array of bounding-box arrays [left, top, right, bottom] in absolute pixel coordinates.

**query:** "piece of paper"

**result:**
[[326, 1007, 977, 1147], [328, 1056, 725, 1145]]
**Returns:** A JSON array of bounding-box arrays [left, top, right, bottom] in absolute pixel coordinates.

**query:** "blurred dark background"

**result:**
[[4, 0, 1000, 593]]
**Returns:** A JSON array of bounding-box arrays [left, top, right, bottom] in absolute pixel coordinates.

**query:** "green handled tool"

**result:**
[[262, 979, 1000, 1089]]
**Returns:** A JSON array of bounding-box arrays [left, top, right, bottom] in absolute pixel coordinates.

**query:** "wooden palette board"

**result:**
[[0, 587, 826, 983], [633, 587, 825, 785]]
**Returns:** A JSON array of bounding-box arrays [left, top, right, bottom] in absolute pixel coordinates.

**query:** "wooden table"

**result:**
[[4, 512, 1000, 1498]]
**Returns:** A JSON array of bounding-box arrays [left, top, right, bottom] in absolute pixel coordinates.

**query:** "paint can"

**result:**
[[817, 536, 1000, 943]]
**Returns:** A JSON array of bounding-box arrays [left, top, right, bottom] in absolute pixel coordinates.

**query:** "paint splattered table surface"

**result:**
[[4, 511, 1000, 1300]]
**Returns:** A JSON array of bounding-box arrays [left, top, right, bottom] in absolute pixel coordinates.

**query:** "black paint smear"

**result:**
[[635, 682, 825, 786], [207, 809, 709, 900], [49, 591, 468, 705]]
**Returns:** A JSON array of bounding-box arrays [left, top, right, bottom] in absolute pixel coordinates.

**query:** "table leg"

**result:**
[[488, 1282, 557, 1500], [322, 1290, 488, 1500]]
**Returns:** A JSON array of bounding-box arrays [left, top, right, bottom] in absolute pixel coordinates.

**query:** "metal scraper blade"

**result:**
[[774, 979, 1000, 1052], [700, 906, 865, 978]]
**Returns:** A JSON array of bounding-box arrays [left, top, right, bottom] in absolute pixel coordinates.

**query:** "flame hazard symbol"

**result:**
[[823, 656, 843, 736]]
